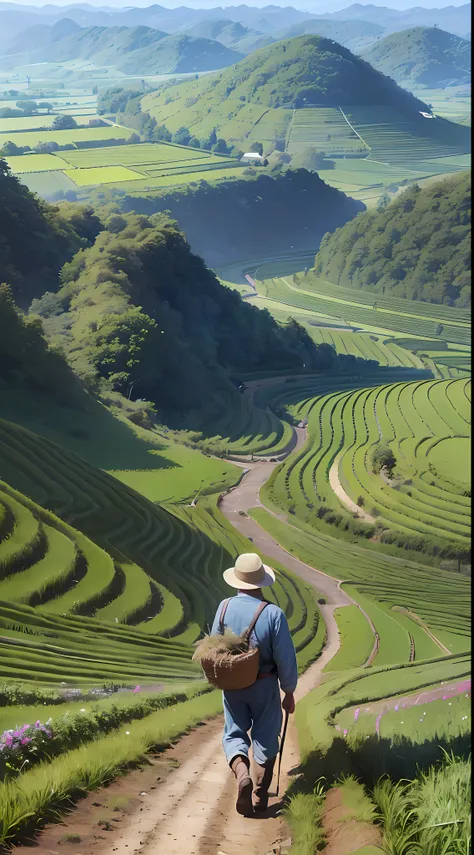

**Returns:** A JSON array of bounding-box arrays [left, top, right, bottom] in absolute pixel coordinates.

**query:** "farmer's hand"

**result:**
[[282, 692, 295, 714]]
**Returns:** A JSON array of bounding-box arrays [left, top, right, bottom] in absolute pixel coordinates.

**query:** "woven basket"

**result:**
[[200, 646, 260, 690]]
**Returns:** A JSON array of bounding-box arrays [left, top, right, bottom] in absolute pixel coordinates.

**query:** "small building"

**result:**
[[241, 152, 263, 162]]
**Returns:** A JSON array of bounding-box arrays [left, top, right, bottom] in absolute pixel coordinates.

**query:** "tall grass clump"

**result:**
[[284, 779, 326, 855], [373, 752, 471, 855]]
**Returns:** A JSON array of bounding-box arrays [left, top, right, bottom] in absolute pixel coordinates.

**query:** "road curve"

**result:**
[[219, 431, 353, 607]]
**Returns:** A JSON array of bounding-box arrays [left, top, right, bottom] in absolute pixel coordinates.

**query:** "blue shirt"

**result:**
[[211, 592, 298, 693]]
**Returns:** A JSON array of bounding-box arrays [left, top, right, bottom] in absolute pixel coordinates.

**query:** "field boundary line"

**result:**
[[392, 606, 451, 655], [338, 106, 370, 151], [285, 108, 296, 151]]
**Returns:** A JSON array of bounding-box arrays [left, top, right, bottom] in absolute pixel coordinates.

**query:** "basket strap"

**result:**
[[242, 601, 269, 642], [217, 598, 232, 634]]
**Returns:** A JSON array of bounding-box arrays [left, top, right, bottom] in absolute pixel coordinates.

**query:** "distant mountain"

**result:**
[[8, 16, 80, 53], [273, 17, 384, 53], [0, 24, 244, 73], [362, 27, 471, 87], [179, 19, 275, 54], [320, 4, 471, 38]]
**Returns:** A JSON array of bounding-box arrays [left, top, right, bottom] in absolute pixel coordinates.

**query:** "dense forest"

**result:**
[[93, 169, 364, 266], [1, 160, 365, 423], [314, 171, 471, 307], [0, 160, 101, 306]]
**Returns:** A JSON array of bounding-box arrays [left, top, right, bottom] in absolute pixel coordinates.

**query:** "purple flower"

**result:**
[[354, 708, 360, 722], [375, 714, 382, 735]]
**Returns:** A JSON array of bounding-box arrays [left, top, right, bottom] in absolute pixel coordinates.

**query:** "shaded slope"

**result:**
[[1, 24, 244, 74]]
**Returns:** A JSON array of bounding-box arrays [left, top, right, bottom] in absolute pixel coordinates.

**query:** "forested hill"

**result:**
[[362, 26, 471, 86], [0, 159, 102, 306], [314, 171, 471, 307], [1, 160, 360, 421]]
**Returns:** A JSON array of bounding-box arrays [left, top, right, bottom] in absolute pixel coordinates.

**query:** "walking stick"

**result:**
[[276, 710, 289, 797]]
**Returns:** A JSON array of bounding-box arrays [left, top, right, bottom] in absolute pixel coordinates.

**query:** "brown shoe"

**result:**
[[253, 757, 276, 812], [231, 755, 253, 817]]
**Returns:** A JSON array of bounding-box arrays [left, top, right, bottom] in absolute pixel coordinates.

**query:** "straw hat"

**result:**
[[223, 553, 275, 590]]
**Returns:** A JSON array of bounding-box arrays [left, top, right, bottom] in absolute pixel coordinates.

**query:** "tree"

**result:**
[[188, 136, 201, 148], [16, 99, 37, 113], [212, 138, 229, 154], [371, 443, 397, 476], [38, 102, 53, 113], [0, 140, 23, 156], [127, 132, 141, 144], [153, 124, 172, 142], [202, 128, 217, 149], [377, 192, 391, 211], [172, 126, 191, 146], [251, 141, 263, 155], [52, 114, 78, 130]]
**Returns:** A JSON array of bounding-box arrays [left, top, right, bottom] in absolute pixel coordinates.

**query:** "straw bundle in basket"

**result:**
[[193, 629, 260, 690]]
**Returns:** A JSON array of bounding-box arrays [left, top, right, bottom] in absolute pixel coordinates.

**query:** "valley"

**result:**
[[0, 5, 471, 854]]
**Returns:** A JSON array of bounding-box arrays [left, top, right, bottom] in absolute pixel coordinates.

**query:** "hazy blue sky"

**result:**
[[2, 0, 470, 8]]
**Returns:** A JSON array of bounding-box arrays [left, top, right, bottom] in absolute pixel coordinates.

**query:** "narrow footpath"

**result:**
[[94, 413, 363, 855]]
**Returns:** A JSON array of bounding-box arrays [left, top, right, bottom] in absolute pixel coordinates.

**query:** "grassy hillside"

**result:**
[[142, 35, 428, 150], [314, 171, 471, 307], [362, 27, 471, 87], [2, 25, 244, 74]]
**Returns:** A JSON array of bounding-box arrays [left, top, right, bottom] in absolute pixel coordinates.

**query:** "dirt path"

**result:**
[[75, 606, 340, 855], [328, 456, 376, 524]]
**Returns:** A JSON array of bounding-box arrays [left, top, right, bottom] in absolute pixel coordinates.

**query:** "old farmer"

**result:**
[[211, 552, 298, 816]]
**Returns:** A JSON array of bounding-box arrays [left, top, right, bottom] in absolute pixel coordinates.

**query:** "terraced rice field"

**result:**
[[287, 107, 369, 156], [263, 374, 471, 546], [306, 328, 424, 369], [0, 416, 323, 676], [343, 106, 470, 165], [255, 269, 471, 346]]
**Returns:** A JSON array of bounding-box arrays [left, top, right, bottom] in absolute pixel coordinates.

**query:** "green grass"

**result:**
[[111, 447, 239, 504], [296, 653, 470, 756], [65, 165, 144, 185], [4, 154, 71, 173], [0, 688, 222, 848], [0, 126, 132, 148], [325, 606, 374, 671], [336, 691, 471, 745]]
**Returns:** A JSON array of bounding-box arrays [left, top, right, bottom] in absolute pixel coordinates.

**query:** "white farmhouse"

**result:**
[[241, 152, 263, 162]]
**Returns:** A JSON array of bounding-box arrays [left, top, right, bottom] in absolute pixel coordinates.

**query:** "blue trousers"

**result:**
[[222, 675, 282, 766]]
